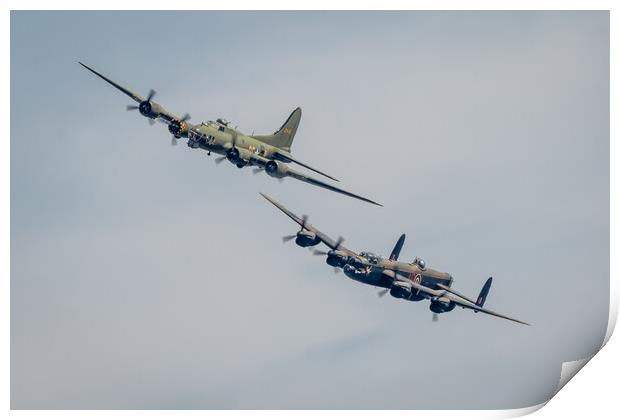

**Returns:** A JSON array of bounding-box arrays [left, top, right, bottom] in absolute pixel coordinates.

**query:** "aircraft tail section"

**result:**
[[253, 107, 302, 152], [476, 277, 493, 307], [389, 234, 406, 260]]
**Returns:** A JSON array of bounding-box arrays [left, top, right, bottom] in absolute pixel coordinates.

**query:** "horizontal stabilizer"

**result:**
[[273, 151, 339, 182], [436, 283, 477, 305]]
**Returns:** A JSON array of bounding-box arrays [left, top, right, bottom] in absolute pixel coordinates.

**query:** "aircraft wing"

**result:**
[[284, 166, 382, 207], [383, 270, 530, 326], [260, 193, 358, 257], [79, 62, 144, 103], [272, 150, 340, 182], [449, 296, 531, 326], [383, 270, 440, 295], [79, 62, 177, 123], [435, 283, 478, 305]]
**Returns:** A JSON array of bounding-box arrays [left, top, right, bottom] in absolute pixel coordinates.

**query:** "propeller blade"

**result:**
[[432, 313, 439, 322], [126, 104, 138, 111], [300, 215, 308, 229], [333, 267, 340, 274], [334, 236, 345, 250], [146, 89, 156, 102], [171, 137, 178, 146], [313, 249, 328, 256], [148, 119, 156, 126], [252, 168, 263, 175], [377, 288, 389, 298], [215, 156, 226, 164], [181, 113, 191, 122], [282, 235, 296, 243]]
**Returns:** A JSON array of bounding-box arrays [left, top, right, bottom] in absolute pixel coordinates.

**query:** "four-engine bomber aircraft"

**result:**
[[261, 193, 530, 326], [79, 62, 381, 206]]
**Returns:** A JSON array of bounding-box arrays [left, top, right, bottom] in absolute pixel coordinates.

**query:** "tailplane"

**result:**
[[253, 107, 302, 152]]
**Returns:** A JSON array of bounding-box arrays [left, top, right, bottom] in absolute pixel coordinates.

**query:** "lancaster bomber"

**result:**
[[79, 62, 381, 206], [261, 193, 530, 326]]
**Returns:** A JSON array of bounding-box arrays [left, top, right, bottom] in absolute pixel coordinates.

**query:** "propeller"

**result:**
[[432, 313, 439, 322], [127, 89, 157, 111], [126, 89, 158, 126], [281, 215, 308, 243], [170, 113, 191, 145], [313, 235, 344, 255], [226, 132, 241, 162], [252, 168, 263, 175], [215, 156, 226, 164], [377, 288, 390, 298]]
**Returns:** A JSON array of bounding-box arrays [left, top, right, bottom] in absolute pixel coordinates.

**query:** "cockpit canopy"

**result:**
[[412, 256, 426, 270], [360, 251, 382, 264], [202, 119, 235, 133]]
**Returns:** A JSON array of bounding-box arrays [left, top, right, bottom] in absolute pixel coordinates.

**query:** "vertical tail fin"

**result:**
[[389, 234, 406, 261], [253, 107, 302, 152], [476, 277, 493, 307]]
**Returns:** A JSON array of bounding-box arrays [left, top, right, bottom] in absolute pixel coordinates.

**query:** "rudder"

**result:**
[[253, 107, 301, 152], [476, 277, 493, 307], [389, 234, 406, 261]]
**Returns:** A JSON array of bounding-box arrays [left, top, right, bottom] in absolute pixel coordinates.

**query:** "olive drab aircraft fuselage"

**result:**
[[79, 62, 381, 206], [261, 193, 530, 326]]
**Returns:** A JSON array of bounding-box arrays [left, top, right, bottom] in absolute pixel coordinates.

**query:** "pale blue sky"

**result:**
[[11, 11, 609, 409]]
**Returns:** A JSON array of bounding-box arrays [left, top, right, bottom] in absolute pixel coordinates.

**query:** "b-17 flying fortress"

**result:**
[[79, 61, 529, 326], [79, 62, 381, 206]]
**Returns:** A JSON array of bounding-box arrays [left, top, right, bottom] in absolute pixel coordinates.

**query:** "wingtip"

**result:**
[[513, 317, 531, 326], [259, 192, 277, 205], [360, 197, 383, 207]]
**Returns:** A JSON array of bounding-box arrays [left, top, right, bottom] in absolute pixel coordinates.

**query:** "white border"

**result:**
[[3, 1, 616, 419]]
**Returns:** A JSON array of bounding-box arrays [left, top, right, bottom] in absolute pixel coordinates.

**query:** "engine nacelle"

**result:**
[[265, 160, 288, 179], [390, 281, 413, 299], [429, 297, 456, 313], [168, 119, 188, 138], [138, 100, 166, 120], [295, 230, 321, 247], [227, 147, 241, 163], [326, 250, 349, 268]]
